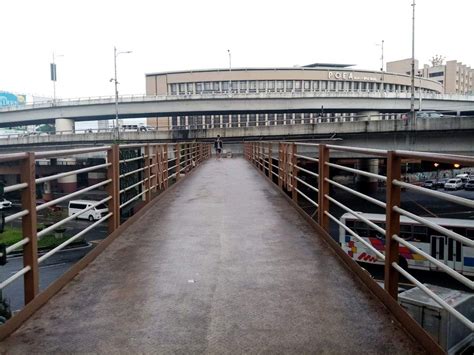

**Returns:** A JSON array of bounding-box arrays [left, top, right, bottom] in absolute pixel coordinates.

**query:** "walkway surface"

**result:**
[[1, 158, 422, 354]]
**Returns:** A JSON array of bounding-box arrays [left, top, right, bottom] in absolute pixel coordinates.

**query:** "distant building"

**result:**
[[387, 58, 474, 95], [145, 64, 442, 129]]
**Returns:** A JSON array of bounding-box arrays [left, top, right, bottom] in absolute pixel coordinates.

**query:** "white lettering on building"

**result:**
[[328, 71, 353, 80]]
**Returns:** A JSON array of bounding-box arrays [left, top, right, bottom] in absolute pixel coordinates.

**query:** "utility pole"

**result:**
[[227, 49, 232, 93], [380, 40, 384, 71], [410, 0, 416, 123], [111, 46, 132, 142]]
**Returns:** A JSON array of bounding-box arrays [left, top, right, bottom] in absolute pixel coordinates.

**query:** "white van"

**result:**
[[68, 200, 109, 221]]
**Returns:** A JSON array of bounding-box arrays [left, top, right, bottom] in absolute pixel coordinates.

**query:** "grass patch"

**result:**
[[0, 227, 85, 251]]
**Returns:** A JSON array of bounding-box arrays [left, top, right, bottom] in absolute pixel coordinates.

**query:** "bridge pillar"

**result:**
[[358, 110, 380, 121], [55, 118, 75, 134], [356, 158, 379, 193], [88, 171, 106, 185], [42, 181, 53, 202], [58, 174, 77, 193]]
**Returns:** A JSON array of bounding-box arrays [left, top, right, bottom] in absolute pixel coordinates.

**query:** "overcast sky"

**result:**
[[2, 0, 473, 100]]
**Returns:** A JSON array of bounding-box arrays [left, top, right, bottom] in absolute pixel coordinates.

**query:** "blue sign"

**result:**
[[0, 92, 26, 107]]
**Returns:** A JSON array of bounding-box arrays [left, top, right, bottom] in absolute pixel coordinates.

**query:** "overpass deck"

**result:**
[[1, 158, 421, 353]]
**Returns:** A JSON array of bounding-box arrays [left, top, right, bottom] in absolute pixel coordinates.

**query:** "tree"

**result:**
[[36, 124, 55, 133]]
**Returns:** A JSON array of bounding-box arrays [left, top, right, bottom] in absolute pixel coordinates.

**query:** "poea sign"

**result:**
[[0, 92, 26, 107]]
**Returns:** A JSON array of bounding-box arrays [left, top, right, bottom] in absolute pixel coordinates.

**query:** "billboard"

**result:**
[[0, 92, 26, 107]]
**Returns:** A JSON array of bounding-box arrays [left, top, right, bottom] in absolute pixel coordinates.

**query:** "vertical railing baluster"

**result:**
[[278, 143, 283, 189], [292, 143, 298, 202], [107, 145, 120, 233], [385, 151, 401, 299], [175, 143, 181, 181], [318, 144, 330, 229], [164, 145, 169, 189], [144, 144, 151, 202], [267, 143, 272, 179], [20, 152, 39, 305]]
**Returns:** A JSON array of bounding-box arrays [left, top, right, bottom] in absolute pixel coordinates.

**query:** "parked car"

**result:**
[[0, 198, 12, 210], [68, 200, 109, 221], [435, 178, 448, 188], [464, 179, 474, 191], [444, 178, 463, 190], [422, 180, 436, 189], [455, 173, 470, 184]]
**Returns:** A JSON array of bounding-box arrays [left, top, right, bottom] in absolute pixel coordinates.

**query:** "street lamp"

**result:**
[[227, 49, 232, 93], [410, 0, 416, 123], [111, 46, 132, 141], [51, 52, 64, 104]]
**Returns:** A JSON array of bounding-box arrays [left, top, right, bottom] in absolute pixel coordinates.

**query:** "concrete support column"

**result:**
[[88, 171, 106, 185], [58, 174, 77, 193], [356, 159, 380, 193], [43, 181, 53, 202], [55, 118, 74, 134]]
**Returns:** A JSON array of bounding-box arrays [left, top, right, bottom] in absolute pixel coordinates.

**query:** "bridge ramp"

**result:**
[[1, 158, 422, 353]]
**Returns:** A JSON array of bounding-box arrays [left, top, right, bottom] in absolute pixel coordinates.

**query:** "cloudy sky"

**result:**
[[2, 0, 473, 100]]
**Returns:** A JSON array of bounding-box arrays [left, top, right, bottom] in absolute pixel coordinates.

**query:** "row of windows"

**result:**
[[168, 113, 402, 128], [168, 80, 436, 95], [346, 220, 474, 243]]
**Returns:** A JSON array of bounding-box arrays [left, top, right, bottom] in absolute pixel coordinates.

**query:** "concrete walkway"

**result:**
[[1, 158, 422, 354]]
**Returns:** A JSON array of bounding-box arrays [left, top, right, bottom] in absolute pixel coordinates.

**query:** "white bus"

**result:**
[[339, 213, 474, 276]]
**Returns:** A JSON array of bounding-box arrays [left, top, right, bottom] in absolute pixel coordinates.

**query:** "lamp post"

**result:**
[[227, 49, 232, 93], [51, 52, 64, 104], [410, 0, 416, 123], [111, 46, 132, 141]]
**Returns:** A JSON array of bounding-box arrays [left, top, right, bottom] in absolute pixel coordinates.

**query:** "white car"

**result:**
[[444, 178, 463, 190], [68, 200, 109, 221], [0, 198, 12, 210]]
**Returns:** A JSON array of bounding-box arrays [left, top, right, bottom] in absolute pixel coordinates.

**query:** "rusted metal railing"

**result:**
[[245, 141, 474, 354], [0, 142, 211, 338]]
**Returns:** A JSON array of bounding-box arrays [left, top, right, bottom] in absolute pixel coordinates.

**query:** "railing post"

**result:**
[[278, 143, 283, 189], [175, 143, 181, 180], [267, 143, 272, 178], [20, 152, 39, 304], [107, 145, 120, 232], [164, 145, 169, 189], [385, 151, 401, 299], [144, 144, 151, 202], [292, 143, 298, 202], [318, 144, 330, 229]]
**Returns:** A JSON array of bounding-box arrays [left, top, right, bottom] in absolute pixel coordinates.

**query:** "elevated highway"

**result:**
[[0, 92, 474, 127], [1, 116, 473, 156]]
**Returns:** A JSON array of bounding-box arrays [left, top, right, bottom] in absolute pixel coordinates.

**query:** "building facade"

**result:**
[[387, 58, 474, 95], [145, 64, 443, 128]]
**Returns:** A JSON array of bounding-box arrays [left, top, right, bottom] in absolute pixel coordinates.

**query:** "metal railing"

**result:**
[[1, 91, 474, 113], [245, 141, 474, 352], [0, 141, 211, 334]]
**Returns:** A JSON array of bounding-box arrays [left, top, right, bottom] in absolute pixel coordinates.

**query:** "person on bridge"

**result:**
[[214, 135, 223, 159]]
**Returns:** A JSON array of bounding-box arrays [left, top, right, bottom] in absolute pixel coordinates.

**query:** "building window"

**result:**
[[303, 80, 310, 91], [249, 81, 257, 92], [187, 83, 194, 94], [204, 82, 212, 92], [179, 83, 186, 94], [230, 81, 238, 92], [295, 80, 302, 92], [222, 81, 229, 92], [329, 81, 335, 91], [286, 80, 293, 92], [336, 81, 343, 91], [213, 82, 220, 92], [239, 81, 247, 92], [320, 81, 327, 90], [277, 80, 284, 92], [196, 82, 203, 93], [313, 81, 319, 91], [268, 81, 275, 91], [170, 84, 178, 95], [258, 81, 266, 91]]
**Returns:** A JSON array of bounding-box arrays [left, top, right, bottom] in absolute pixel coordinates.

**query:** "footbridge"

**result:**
[[0, 142, 473, 353]]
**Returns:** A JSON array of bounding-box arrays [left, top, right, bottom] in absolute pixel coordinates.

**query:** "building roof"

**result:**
[[302, 63, 354, 68]]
